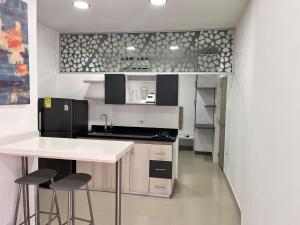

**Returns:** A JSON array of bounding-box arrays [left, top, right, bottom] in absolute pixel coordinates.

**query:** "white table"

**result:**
[[0, 135, 134, 225]]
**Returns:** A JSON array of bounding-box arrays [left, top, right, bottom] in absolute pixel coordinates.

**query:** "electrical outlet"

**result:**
[[225, 151, 230, 158]]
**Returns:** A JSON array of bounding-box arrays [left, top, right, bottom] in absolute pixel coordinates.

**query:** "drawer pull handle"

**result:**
[[155, 185, 166, 189], [155, 152, 166, 155], [155, 168, 167, 171]]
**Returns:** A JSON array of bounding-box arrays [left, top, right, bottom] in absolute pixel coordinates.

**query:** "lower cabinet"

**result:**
[[76, 151, 131, 192], [129, 143, 150, 194], [76, 161, 94, 187], [149, 178, 173, 196], [121, 150, 131, 193], [94, 162, 116, 192], [77, 141, 174, 197]]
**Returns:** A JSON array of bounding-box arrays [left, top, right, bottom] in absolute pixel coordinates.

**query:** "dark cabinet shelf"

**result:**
[[195, 124, 215, 129]]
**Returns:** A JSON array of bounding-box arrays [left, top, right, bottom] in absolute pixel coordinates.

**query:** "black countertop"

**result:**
[[78, 125, 178, 142]]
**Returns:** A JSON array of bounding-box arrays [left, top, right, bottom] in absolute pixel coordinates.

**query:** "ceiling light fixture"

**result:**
[[126, 46, 136, 51], [73, 0, 90, 10], [170, 45, 179, 50], [150, 0, 167, 7]]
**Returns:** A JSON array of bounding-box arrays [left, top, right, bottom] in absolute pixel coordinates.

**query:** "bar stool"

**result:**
[[13, 169, 62, 225], [48, 173, 95, 225]]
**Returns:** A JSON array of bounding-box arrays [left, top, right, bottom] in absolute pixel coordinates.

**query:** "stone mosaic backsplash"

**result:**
[[60, 30, 234, 73]]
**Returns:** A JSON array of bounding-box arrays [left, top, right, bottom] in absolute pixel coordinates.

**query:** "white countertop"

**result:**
[[0, 135, 134, 163]]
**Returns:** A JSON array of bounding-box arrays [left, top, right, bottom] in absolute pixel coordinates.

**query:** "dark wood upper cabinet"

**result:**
[[105, 74, 126, 104], [156, 74, 179, 106]]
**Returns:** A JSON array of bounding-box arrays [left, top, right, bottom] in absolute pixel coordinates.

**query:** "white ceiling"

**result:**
[[37, 0, 248, 33]]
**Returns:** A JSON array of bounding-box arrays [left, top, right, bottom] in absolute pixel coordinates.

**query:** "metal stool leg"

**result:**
[[86, 184, 95, 225], [72, 190, 75, 225], [22, 184, 28, 225], [54, 193, 62, 225], [34, 185, 40, 225], [50, 178, 62, 225], [67, 190, 72, 225], [47, 190, 56, 225], [13, 184, 22, 225]]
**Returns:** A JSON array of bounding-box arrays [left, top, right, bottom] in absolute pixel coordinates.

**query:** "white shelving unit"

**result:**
[[194, 74, 218, 153], [83, 79, 105, 102], [125, 74, 156, 105]]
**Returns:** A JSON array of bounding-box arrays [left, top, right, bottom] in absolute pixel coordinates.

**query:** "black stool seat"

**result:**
[[15, 169, 57, 185], [50, 173, 92, 190]]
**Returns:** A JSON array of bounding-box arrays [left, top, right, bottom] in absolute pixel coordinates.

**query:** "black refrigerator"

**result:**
[[38, 98, 88, 186]]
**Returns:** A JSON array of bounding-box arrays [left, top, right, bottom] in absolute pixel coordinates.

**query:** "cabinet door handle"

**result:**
[[155, 185, 166, 189], [155, 168, 167, 171], [155, 152, 166, 155]]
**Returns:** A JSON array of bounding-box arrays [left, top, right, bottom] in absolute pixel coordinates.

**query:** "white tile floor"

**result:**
[[40, 151, 241, 225]]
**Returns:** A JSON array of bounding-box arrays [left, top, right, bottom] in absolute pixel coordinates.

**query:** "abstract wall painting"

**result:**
[[0, 0, 30, 105]]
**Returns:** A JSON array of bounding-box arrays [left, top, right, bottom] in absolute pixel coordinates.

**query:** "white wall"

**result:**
[[37, 23, 59, 98], [224, 0, 300, 225], [0, 0, 37, 224], [178, 75, 196, 138], [37, 24, 179, 129]]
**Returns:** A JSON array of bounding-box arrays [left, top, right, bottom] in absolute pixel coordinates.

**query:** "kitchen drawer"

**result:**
[[149, 144, 172, 161], [149, 160, 172, 179], [149, 178, 172, 196]]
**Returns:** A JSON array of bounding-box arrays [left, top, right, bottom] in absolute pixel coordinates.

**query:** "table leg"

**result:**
[[115, 159, 122, 225], [21, 156, 30, 225]]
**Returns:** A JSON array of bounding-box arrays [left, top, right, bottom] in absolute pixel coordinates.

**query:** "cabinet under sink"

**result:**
[[76, 140, 175, 198]]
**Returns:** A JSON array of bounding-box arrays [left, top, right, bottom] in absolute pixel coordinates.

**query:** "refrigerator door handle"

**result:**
[[38, 111, 42, 131]]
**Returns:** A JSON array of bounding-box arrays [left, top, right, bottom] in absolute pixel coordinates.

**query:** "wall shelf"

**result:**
[[83, 80, 105, 84], [84, 97, 105, 101], [197, 87, 216, 89], [126, 102, 156, 106], [195, 124, 215, 129], [204, 105, 216, 108]]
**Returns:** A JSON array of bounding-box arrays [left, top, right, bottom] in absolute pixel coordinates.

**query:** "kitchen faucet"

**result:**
[[101, 114, 108, 133]]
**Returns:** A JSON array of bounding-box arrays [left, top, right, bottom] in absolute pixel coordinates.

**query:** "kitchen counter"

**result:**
[[79, 125, 178, 142], [0, 133, 134, 225], [0, 134, 134, 163]]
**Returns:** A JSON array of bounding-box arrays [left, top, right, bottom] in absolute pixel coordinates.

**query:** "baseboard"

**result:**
[[179, 145, 193, 151], [223, 172, 241, 214], [194, 151, 212, 156]]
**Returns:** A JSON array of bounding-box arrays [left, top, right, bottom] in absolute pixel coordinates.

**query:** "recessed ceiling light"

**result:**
[[170, 45, 179, 50], [73, 0, 90, 10], [126, 46, 136, 51], [150, 0, 167, 7]]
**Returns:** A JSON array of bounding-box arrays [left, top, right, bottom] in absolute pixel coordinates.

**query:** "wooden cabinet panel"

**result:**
[[94, 162, 116, 192], [149, 178, 172, 196], [92, 150, 131, 192], [76, 161, 94, 187], [129, 143, 150, 194], [121, 150, 131, 193], [149, 144, 172, 161]]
